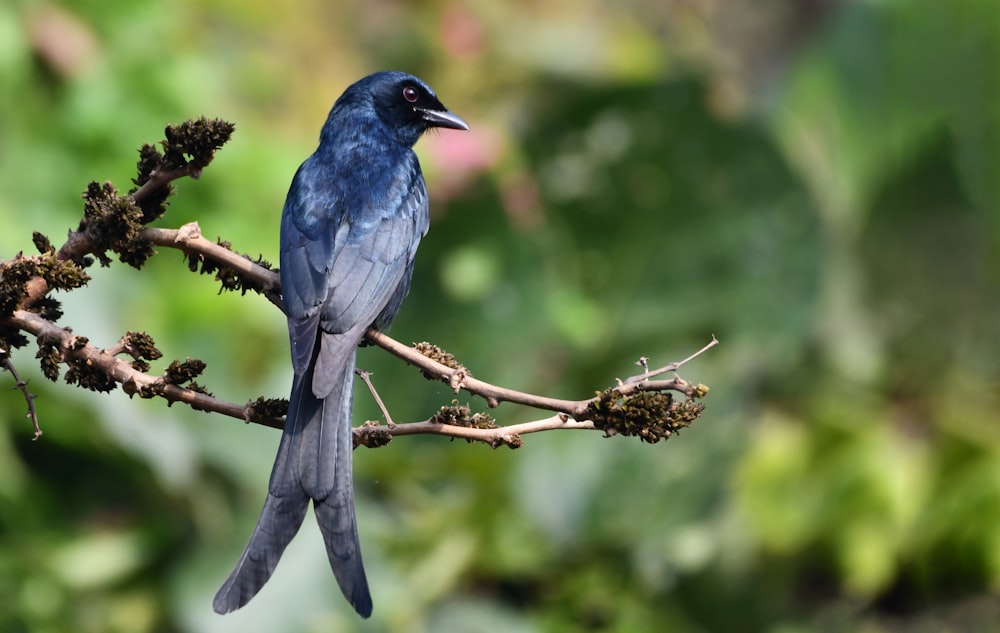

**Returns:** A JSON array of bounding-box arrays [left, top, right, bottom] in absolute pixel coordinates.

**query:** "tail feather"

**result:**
[[213, 331, 371, 616], [212, 486, 309, 613], [311, 334, 371, 616], [313, 390, 372, 618]]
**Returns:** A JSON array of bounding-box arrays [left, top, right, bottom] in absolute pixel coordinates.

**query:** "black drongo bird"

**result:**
[[213, 71, 468, 617]]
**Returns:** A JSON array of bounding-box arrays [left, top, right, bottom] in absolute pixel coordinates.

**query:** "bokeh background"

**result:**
[[2, 1, 999, 631]]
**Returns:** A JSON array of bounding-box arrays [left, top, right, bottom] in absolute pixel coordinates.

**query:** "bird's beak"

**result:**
[[418, 108, 469, 131]]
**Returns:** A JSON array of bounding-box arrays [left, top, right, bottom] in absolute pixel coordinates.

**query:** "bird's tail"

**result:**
[[213, 334, 372, 617]]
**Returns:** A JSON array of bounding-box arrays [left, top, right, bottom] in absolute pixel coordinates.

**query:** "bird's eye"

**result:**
[[402, 87, 419, 103]]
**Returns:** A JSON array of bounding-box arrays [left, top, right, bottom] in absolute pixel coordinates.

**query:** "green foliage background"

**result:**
[[1, 1, 998, 631]]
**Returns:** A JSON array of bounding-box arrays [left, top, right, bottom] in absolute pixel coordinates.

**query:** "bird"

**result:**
[[213, 71, 468, 618]]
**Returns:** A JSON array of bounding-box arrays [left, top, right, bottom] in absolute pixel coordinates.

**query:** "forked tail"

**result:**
[[213, 335, 371, 616]]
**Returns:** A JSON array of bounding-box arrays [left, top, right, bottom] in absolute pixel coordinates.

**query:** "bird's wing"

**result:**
[[280, 152, 428, 381], [280, 158, 347, 374]]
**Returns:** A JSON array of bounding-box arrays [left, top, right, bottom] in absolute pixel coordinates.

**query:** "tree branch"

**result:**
[[6, 309, 285, 430], [363, 330, 586, 413], [1, 117, 713, 450], [356, 414, 592, 449], [142, 224, 283, 310], [134, 220, 715, 446]]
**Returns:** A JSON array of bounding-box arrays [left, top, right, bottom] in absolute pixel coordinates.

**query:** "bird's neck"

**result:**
[[319, 106, 423, 149]]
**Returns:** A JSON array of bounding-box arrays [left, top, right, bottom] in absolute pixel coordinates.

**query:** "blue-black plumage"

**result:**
[[213, 71, 468, 618]]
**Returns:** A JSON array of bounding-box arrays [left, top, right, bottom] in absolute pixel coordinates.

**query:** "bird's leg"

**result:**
[[355, 368, 395, 428]]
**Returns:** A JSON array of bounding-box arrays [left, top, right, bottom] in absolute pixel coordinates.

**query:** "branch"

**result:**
[[363, 331, 585, 413], [130, 165, 199, 202], [142, 224, 283, 310], [6, 218, 714, 446], [19, 118, 236, 308], [6, 310, 284, 430], [356, 413, 592, 449], [137, 221, 714, 440], [1, 117, 713, 449], [351, 366, 709, 449]]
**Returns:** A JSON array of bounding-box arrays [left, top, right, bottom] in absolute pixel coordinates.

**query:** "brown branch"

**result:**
[[141, 223, 283, 310], [130, 165, 198, 202], [351, 367, 710, 449], [356, 413, 592, 449], [363, 329, 587, 415], [128, 225, 713, 416], [7, 299, 712, 447], [20, 162, 209, 309], [7, 309, 284, 430]]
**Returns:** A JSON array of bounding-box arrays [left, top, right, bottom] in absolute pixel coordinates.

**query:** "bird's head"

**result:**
[[335, 71, 468, 147]]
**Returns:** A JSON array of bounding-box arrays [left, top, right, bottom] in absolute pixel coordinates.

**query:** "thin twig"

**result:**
[[356, 369, 395, 428], [623, 334, 719, 385], [2, 355, 42, 440]]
